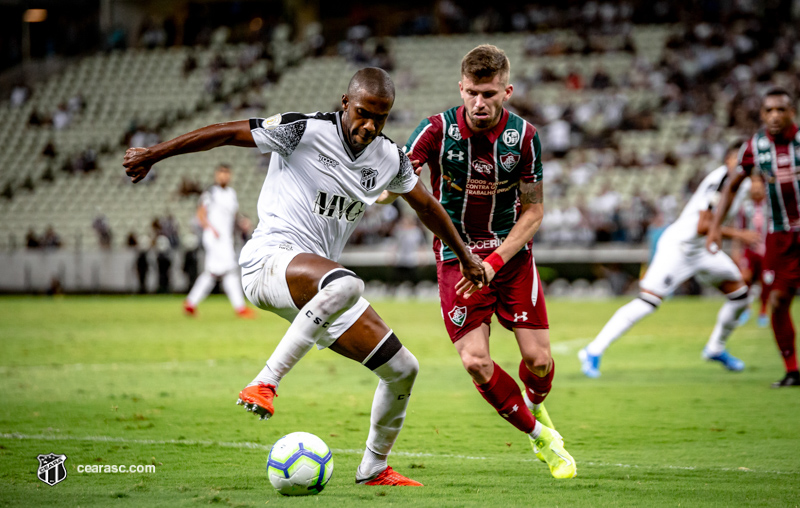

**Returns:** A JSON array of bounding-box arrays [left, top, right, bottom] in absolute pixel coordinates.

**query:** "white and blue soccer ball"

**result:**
[[267, 432, 334, 496]]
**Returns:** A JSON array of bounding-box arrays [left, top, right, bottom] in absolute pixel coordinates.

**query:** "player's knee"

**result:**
[[522, 353, 551, 376], [365, 333, 417, 385], [461, 354, 493, 382], [637, 292, 662, 310], [318, 269, 364, 312]]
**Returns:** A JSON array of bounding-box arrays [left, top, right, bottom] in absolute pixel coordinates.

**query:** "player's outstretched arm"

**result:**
[[706, 172, 747, 252], [123, 121, 255, 183], [400, 180, 486, 291], [491, 181, 543, 269]]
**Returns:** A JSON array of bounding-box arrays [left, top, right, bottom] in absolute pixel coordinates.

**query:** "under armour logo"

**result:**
[[447, 150, 464, 161], [514, 312, 528, 322]]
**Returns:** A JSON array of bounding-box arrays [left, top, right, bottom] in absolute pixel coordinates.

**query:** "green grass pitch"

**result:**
[[0, 295, 798, 507]]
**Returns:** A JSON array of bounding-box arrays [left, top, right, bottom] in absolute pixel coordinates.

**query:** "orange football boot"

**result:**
[[357, 466, 423, 486], [236, 307, 257, 319], [237, 383, 276, 420]]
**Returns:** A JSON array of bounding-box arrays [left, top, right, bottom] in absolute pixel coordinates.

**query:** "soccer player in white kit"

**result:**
[[579, 143, 760, 378], [123, 68, 486, 486], [184, 164, 255, 318]]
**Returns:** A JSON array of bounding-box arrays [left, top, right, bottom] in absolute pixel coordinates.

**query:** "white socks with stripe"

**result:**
[[704, 286, 749, 356], [248, 272, 364, 388], [585, 293, 661, 356]]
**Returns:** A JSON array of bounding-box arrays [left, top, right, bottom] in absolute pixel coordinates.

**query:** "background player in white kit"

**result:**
[[579, 142, 760, 378], [123, 67, 485, 486], [184, 164, 255, 318]]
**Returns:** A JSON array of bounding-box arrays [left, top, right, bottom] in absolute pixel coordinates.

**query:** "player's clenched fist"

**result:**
[[123, 147, 155, 183]]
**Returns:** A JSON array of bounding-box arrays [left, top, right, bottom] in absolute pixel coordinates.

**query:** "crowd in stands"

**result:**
[[3, 1, 800, 257]]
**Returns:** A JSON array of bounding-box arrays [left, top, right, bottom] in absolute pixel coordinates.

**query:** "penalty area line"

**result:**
[[1, 432, 797, 476]]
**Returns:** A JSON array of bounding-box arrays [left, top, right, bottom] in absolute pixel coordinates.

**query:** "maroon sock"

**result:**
[[772, 306, 798, 373], [475, 362, 536, 434], [519, 359, 554, 405]]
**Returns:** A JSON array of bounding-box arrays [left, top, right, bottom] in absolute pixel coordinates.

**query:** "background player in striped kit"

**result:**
[[183, 164, 255, 318], [709, 88, 800, 387], [381, 45, 575, 479], [580, 143, 756, 378]]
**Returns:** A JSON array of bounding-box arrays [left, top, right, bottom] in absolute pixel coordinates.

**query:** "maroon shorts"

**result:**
[[739, 248, 763, 282], [763, 231, 800, 292], [436, 250, 548, 343]]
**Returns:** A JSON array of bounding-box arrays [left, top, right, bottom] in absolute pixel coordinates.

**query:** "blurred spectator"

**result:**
[[177, 177, 203, 198], [41, 226, 62, 250], [41, 141, 57, 158], [590, 66, 613, 90], [155, 235, 172, 293], [92, 215, 113, 249], [10, 84, 29, 107], [392, 215, 426, 286], [52, 103, 72, 130], [67, 94, 86, 115], [182, 52, 198, 77], [25, 229, 41, 249], [128, 232, 150, 294]]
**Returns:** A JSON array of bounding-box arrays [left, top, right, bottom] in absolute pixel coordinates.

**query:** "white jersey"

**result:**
[[200, 185, 238, 241], [240, 111, 418, 269], [658, 165, 751, 255], [200, 185, 239, 274]]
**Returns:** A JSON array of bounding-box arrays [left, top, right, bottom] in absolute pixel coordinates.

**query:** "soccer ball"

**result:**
[[267, 432, 334, 496]]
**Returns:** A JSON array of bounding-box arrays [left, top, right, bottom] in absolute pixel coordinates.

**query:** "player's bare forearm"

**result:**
[[402, 181, 472, 262], [376, 190, 400, 204], [124, 121, 255, 183], [493, 181, 543, 262]]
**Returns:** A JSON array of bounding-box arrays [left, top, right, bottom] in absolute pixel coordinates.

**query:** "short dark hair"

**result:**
[[347, 67, 395, 101], [216, 164, 231, 172], [764, 87, 795, 105], [461, 45, 510, 82], [726, 139, 744, 159]]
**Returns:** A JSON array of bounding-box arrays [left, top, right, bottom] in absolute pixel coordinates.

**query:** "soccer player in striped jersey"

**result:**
[[381, 45, 575, 479], [124, 67, 486, 486], [709, 88, 800, 387]]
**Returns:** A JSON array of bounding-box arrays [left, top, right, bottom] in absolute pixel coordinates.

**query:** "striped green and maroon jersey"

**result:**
[[405, 106, 542, 261], [738, 124, 800, 233]]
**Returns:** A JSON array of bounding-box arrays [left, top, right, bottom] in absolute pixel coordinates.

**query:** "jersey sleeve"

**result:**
[[737, 138, 755, 176], [403, 117, 438, 167], [521, 129, 544, 184], [199, 190, 211, 208], [386, 147, 419, 194], [249, 113, 307, 159]]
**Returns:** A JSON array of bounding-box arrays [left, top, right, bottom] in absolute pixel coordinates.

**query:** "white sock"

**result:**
[[356, 448, 388, 480], [522, 391, 539, 412], [585, 294, 660, 356], [248, 364, 280, 388], [358, 344, 419, 480], [249, 272, 364, 387], [528, 420, 544, 439], [186, 271, 216, 307], [704, 287, 749, 356], [222, 270, 246, 310]]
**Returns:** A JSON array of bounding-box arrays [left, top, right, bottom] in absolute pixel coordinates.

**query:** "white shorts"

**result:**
[[640, 242, 742, 296], [240, 248, 370, 349], [203, 232, 238, 276]]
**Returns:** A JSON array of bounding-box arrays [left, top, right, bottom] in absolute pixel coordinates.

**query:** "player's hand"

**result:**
[[455, 261, 496, 298], [705, 227, 722, 254], [455, 254, 487, 299], [123, 147, 155, 183], [740, 230, 760, 247], [211, 228, 220, 239], [411, 159, 422, 176]]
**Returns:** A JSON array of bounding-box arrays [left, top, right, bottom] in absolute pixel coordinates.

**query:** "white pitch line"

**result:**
[[1, 432, 797, 476]]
